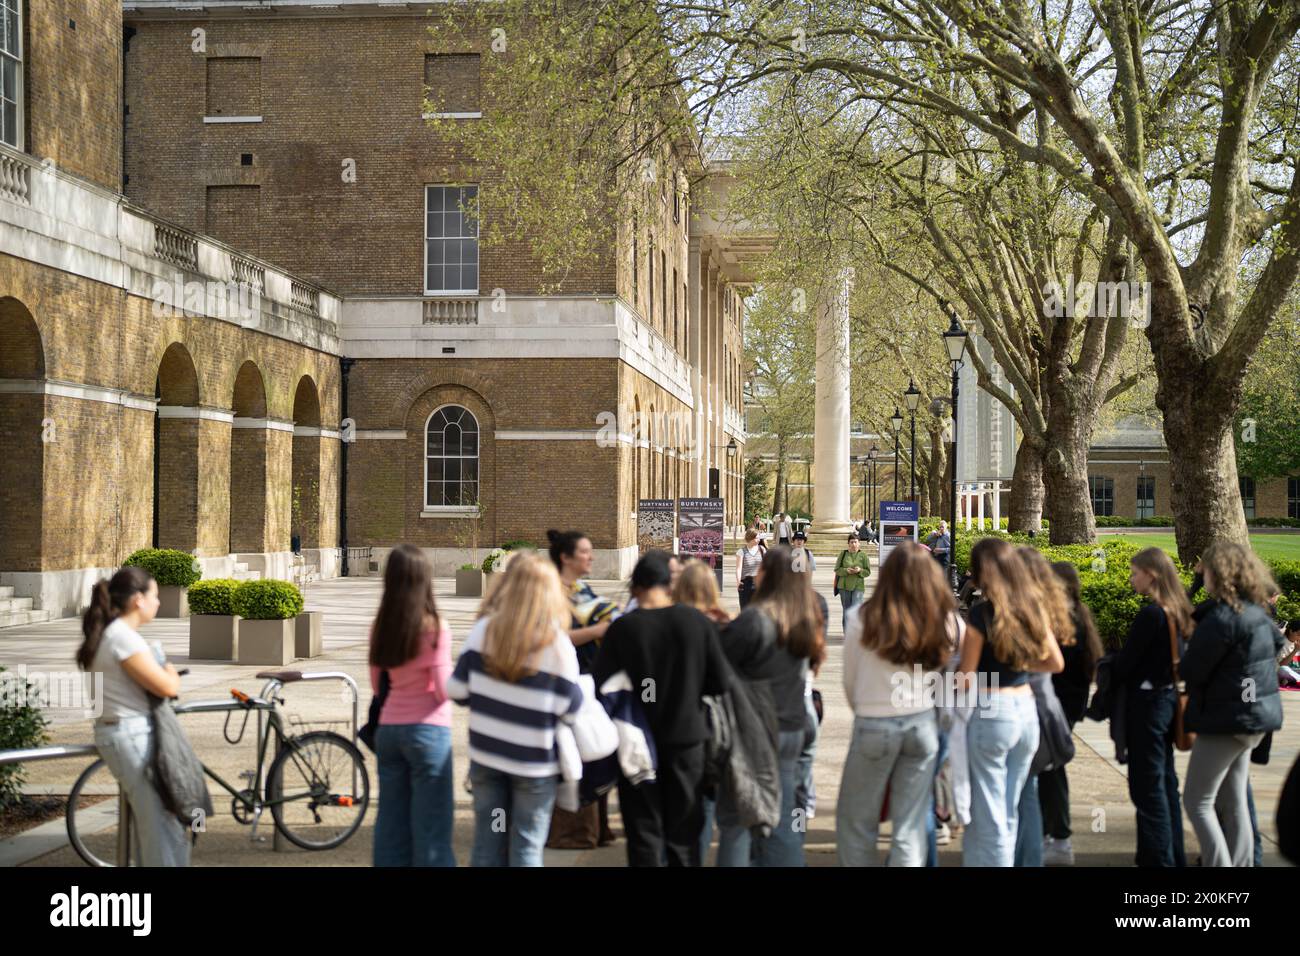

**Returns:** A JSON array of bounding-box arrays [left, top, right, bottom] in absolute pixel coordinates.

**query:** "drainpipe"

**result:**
[[339, 357, 355, 576], [122, 27, 136, 192]]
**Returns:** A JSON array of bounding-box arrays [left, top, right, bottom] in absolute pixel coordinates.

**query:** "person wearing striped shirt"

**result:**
[[448, 554, 584, 866]]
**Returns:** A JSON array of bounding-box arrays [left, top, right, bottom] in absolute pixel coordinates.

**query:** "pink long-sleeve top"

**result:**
[[369, 626, 454, 726]]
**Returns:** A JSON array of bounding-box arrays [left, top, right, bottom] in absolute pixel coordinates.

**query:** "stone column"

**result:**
[[807, 268, 856, 554], [687, 241, 705, 495]]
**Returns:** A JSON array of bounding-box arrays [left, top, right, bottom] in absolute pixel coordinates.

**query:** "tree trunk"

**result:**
[[928, 426, 946, 518], [1042, 430, 1097, 545], [772, 451, 786, 516], [1007, 439, 1045, 533]]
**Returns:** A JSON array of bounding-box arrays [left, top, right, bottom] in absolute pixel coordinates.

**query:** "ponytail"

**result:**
[[78, 566, 154, 670]]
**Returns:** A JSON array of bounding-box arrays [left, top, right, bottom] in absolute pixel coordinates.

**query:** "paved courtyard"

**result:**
[[2, 552, 1297, 867]]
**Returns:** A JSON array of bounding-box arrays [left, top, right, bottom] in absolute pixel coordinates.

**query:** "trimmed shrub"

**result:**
[[482, 548, 508, 574], [231, 580, 304, 620], [500, 540, 536, 552], [187, 578, 240, 616], [123, 548, 202, 588], [0, 665, 51, 809]]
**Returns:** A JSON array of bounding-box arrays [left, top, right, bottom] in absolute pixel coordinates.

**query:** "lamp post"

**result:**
[[904, 379, 921, 503], [889, 408, 903, 499], [941, 303, 969, 591], [868, 444, 877, 528]]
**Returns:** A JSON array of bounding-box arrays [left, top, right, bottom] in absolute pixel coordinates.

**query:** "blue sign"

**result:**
[[880, 501, 920, 521]]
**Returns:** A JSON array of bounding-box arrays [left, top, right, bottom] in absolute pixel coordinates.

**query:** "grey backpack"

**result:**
[[148, 695, 214, 828]]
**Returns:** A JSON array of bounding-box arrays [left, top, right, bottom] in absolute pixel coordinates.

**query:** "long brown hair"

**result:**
[[1016, 547, 1073, 645], [78, 566, 155, 671], [969, 537, 1053, 670], [1051, 561, 1104, 674], [370, 544, 440, 668], [1130, 547, 1193, 638], [482, 553, 570, 683], [673, 558, 730, 624], [857, 542, 954, 669], [753, 546, 825, 667], [1201, 541, 1277, 612]]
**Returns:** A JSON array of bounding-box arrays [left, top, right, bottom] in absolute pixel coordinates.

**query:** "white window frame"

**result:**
[[423, 403, 481, 511], [1, 0, 23, 150], [424, 185, 480, 296]]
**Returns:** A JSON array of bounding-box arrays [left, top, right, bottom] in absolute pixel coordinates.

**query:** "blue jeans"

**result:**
[[94, 716, 192, 866], [1014, 773, 1043, 866], [699, 794, 716, 864], [1248, 781, 1262, 866], [837, 710, 939, 866], [839, 588, 864, 632], [374, 723, 455, 867], [795, 694, 819, 817], [1125, 686, 1186, 867], [926, 728, 949, 867], [468, 761, 558, 867], [964, 693, 1039, 867], [717, 729, 806, 866]]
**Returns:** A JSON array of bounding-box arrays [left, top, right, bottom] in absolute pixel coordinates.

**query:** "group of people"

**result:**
[[73, 525, 1295, 868]]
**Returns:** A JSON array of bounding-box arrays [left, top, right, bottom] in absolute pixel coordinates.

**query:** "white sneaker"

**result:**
[[935, 822, 951, 846], [1043, 836, 1074, 866]]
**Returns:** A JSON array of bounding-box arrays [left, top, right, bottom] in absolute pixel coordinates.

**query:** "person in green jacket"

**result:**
[[834, 534, 870, 632]]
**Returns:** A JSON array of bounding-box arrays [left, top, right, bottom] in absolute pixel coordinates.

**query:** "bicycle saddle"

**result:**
[[255, 669, 305, 683]]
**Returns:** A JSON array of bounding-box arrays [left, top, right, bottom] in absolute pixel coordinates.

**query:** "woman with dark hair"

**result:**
[[1181, 542, 1285, 867], [959, 538, 1064, 867], [77, 566, 189, 866], [1117, 546, 1195, 867], [546, 528, 621, 847], [715, 545, 826, 866], [1039, 561, 1104, 866], [369, 544, 454, 867], [594, 551, 731, 866]]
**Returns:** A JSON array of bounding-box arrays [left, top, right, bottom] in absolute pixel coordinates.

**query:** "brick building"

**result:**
[[0, 0, 749, 621]]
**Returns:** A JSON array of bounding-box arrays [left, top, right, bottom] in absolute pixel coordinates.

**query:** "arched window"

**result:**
[[425, 405, 480, 507]]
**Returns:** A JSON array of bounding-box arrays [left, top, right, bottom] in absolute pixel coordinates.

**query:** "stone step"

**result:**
[[232, 569, 262, 581], [0, 609, 53, 628], [0, 586, 13, 599], [0, 597, 34, 614]]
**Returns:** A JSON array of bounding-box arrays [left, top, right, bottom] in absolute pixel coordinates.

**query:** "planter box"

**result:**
[[295, 611, 322, 659], [237, 619, 295, 666], [455, 568, 484, 597], [189, 615, 240, 661], [157, 585, 189, 618]]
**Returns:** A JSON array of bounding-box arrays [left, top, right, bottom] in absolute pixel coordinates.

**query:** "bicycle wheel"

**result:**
[[67, 759, 123, 867], [266, 731, 369, 850]]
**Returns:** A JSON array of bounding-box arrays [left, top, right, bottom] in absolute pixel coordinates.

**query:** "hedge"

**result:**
[[918, 517, 1049, 541], [0, 665, 50, 809], [123, 548, 202, 588], [188, 578, 240, 616], [231, 580, 304, 620]]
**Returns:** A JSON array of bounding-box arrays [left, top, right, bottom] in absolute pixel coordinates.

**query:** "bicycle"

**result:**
[[67, 670, 369, 867]]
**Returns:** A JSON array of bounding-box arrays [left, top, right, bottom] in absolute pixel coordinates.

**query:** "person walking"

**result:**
[[1181, 542, 1286, 867], [925, 520, 952, 573], [775, 512, 792, 546], [716, 546, 826, 866], [1115, 546, 1194, 867], [958, 538, 1064, 867], [368, 544, 455, 867], [789, 531, 817, 574], [594, 552, 732, 866], [837, 543, 955, 866], [77, 567, 190, 866], [447, 554, 583, 867], [736, 529, 764, 609], [833, 534, 869, 632], [1040, 561, 1103, 866]]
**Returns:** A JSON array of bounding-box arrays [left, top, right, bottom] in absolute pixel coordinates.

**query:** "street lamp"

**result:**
[[889, 408, 903, 499], [941, 304, 969, 591], [868, 444, 878, 527], [904, 378, 921, 503]]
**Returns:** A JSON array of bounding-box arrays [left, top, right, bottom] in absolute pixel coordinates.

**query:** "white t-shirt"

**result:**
[[842, 611, 940, 717], [91, 618, 153, 722]]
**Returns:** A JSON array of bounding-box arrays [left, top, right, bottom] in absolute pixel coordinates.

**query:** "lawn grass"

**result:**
[[1098, 531, 1300, 562]]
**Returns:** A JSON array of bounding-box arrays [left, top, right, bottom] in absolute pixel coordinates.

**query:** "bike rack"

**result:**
[[0, 744, 132, 866]]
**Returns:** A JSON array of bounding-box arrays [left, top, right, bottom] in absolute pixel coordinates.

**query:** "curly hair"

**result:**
[[1201, 541, 1278, 612]]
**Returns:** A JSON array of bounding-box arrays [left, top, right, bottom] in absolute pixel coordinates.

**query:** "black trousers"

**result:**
[[738, 576, 756, 608], [1038, 721, 1076, 839], [617, 741, 706, 867]]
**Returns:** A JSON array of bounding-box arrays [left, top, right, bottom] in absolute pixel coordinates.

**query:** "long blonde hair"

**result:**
[[1201, 541, 1277, 612], [1016, 547, 1073, 646], [969, 537, 1053, 670], [480, 553, 570, 683], [673, 559, 730, 624], [1130, 547, 1193, 638]]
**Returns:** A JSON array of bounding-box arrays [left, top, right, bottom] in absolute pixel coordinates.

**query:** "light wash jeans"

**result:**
[[374, 723, 456, 867], [795, 693, 819, 817], [1013, 773, 1043, 866], [94, 715, 191, 866], [717, 729, 806, 866], [839, 588, 864, 633], [1184, 732, 1264, 867], [837, 710, 939, 866], [468, 761, 558, 867], [964, 693, 1039, 867]]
